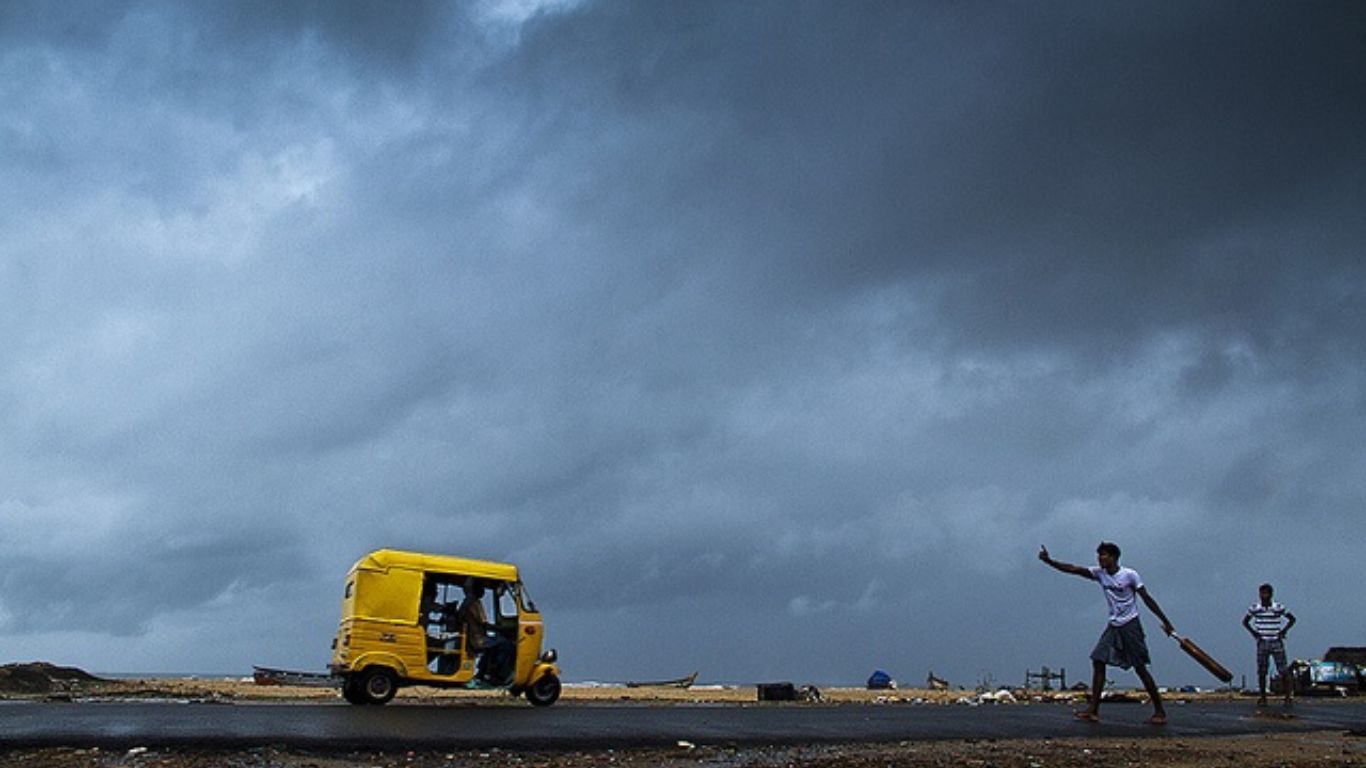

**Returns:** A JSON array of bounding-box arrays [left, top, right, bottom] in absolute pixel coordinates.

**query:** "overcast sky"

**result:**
[[2, 1, 1363, 688]]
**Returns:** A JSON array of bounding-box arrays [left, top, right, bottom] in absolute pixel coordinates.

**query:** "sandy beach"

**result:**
[[0, 666, 1216, 705]]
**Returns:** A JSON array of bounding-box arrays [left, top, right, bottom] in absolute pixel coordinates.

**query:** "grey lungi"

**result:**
[[1091, 617, 1151, 669]]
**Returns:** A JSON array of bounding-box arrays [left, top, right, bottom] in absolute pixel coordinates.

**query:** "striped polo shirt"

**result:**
[[1247, 601, 1289, 640]]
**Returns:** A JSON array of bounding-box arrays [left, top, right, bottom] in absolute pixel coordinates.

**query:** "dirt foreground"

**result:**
[[5, 730, 1364, 768]]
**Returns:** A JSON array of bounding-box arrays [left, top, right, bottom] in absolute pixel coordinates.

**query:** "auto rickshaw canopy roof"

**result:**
[[352, 548, 521, 582]]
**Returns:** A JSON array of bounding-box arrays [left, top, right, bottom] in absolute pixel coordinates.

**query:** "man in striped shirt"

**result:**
[[1242, 583, 1296, 707]]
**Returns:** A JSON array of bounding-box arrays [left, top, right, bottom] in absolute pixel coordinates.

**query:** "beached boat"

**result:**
[[625, 671, 698, 689]]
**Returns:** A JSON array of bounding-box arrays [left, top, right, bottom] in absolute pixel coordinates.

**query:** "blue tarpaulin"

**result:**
[[866, 669, 895, 690]]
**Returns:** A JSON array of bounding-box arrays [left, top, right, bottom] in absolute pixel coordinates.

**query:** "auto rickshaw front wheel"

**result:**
[[356, 667, 398, 705], [526, 672, 561, 707]]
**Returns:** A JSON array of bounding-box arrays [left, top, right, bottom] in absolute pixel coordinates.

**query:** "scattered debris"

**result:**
[[981, 688, 1018, 704]]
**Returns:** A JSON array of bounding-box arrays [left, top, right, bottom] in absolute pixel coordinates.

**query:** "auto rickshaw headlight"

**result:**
[[540, 649, 557, 664]]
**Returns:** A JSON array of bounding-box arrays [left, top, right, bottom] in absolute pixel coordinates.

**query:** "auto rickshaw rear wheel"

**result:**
[[358, 667, 398, 705], [526, 672, 561, 707], [341, 676, 366, 705]]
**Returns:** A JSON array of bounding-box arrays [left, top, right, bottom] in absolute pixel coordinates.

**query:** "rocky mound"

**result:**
[[0, 661, 106, 693]]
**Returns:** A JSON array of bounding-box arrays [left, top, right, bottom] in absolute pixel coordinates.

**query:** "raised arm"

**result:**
[[1137, 586, 1174, 635], [1038, 546, 1094, 579]]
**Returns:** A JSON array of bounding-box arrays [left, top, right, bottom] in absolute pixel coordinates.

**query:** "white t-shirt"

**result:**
[[1089, 566, 1143, 626]]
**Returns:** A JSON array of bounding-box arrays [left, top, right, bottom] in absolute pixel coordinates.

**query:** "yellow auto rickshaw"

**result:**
[[329, 548, 561, 706]]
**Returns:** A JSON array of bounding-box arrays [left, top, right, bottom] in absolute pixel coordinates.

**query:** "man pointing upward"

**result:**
[[1039, 542, 1174, 725]]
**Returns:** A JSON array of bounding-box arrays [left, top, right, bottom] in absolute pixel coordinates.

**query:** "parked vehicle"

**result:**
[[329, 548, 561, 706], [1280, 658, 1361, 697]]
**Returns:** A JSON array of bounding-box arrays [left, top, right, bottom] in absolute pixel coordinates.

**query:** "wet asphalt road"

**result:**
[[0, 700, 1361, 751]]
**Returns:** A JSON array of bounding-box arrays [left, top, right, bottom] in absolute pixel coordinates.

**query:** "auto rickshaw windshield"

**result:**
[[517, 581, 537, 613]]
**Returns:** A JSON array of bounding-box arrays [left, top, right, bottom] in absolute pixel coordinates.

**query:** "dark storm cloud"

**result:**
[[203, 0, 458, 66], [0, 528, 306, 635], [498, 1, 1366, 358], [1, 1, 1363, 682], [0, 0, 463, 67], [466, 1, 1365, 680]]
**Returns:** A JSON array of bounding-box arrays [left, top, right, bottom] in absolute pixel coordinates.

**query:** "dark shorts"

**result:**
[[1257, 638, 1288, 678], [1091, 618, 1151, 670]]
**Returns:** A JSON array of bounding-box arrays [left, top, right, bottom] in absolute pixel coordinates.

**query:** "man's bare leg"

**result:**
[[1135, 665, 1167, 724], [1074, 660, 1105, 721]]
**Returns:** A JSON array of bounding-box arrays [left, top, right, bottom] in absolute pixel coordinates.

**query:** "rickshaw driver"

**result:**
[[459, 581, 515, 683]]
